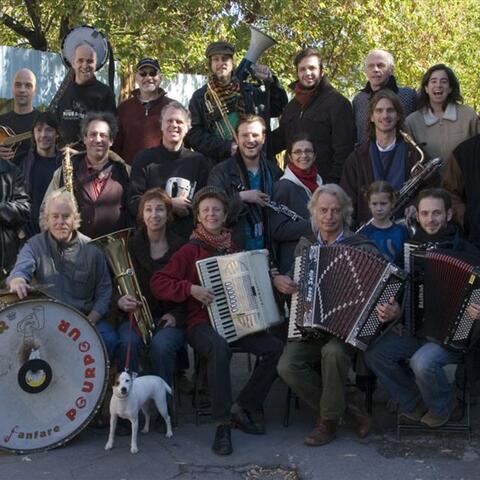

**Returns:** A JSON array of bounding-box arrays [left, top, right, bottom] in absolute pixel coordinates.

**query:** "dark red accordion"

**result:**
[[289, 245, 407, 350], [407, 247, 480, 349]]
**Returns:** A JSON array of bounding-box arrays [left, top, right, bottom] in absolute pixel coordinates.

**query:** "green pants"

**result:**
[[277, 335, 355, 420]]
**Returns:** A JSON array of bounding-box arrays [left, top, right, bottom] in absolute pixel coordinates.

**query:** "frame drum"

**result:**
[[0, 299, 108, 453], [61, 25, 109, 71]]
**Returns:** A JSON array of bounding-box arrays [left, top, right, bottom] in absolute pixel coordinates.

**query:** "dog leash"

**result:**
[[124, 313, 135, 371]]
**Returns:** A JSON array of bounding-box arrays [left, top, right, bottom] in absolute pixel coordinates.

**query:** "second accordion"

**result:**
[[405, 245, 480, 350], [289, 245, 407, 350]]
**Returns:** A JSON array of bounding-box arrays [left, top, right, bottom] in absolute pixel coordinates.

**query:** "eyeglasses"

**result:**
[[138, 70, 158, 78], [292, 149, 314, 156]]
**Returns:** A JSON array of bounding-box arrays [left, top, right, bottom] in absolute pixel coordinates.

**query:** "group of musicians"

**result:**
[[1, 34, 480, 456]]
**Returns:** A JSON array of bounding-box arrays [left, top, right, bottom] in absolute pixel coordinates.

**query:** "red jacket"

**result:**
[[150, 241, 217, 335], [113, 88, 173, 165]]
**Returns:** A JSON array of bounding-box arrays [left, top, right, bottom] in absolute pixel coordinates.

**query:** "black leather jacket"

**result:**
[[0, 159, 31, 280]]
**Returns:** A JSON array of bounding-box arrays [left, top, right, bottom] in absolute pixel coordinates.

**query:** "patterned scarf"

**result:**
[[190, 223, 235, 254], [206, 75, 246, 120]]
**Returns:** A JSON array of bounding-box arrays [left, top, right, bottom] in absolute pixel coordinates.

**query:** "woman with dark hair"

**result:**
[[270, 135, 322, 274], [406, 64, 479, 163], [117, 187, 189, 388], [150, 186, 283, 456]]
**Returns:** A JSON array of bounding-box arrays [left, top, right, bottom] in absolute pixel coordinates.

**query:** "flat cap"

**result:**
[[205, 41, 235, 58]]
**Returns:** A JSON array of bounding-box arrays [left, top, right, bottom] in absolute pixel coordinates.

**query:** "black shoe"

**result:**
[[231, 408, 263, 435], [212, 425, 232, 455]]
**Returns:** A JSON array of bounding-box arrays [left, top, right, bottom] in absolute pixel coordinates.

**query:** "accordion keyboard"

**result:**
[[198, 257, 237, 341]]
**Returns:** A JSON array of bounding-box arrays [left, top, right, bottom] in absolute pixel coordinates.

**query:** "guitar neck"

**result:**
[[1, 131, 32, 147]]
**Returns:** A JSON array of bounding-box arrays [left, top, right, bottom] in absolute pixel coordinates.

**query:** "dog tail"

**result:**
[[161, 378, 172, 396]]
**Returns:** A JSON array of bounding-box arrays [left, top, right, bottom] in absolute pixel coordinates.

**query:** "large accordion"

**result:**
[[404, 242, 480, 349], [196, 250, 282, 343], [289, 245, 407, 350]]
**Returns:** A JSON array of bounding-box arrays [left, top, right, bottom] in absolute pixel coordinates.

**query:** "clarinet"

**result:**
[[234, 183, 304, 222]]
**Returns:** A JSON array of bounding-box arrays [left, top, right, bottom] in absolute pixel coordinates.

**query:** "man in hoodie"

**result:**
[[365, 188, 480, 428], [113, 58, 173, 165]]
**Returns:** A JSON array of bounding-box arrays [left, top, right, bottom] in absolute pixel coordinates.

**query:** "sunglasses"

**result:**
[[138, 70, 158, 77]]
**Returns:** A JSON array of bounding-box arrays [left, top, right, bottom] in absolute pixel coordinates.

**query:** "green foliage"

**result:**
[[1, 0, 479, 106]]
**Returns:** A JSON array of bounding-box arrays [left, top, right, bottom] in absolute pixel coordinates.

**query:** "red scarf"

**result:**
[[190, 223, 235, 253], [294, 83, 317, 108], [288, 162, 319, 193]]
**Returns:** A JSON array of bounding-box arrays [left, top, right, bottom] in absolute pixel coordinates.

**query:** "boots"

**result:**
[[345, 389, 371, 438], [304, 417, 337, 446]]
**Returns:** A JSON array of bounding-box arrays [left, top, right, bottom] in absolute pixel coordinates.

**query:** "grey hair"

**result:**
[[364, 49, 395, 69], [39, 189, 81, 232], [307, 183, 353, 232], [159, 101, 191, 129]]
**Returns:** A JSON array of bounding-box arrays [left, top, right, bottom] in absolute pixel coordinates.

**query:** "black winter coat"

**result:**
[[0, 159, 30, 279]]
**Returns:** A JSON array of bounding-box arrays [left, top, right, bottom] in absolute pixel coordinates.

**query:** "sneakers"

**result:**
[[400, 401, 428, 422], [212, 424, 232, 455], [420, 399, 457, 428], [304, 417, 337, 446], [420, 410, 451, 428]]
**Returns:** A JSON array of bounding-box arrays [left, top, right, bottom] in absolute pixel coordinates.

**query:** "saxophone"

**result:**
[[62, 146, 74, 193], [356, 131, 442, 232]]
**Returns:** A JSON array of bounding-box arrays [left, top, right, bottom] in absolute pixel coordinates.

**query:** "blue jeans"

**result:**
[[96, 320, 119, 360], [117, 323, 186, 387], [365, 332, 463, 417]]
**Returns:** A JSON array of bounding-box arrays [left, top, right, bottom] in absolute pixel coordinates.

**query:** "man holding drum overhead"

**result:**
[[56, 41, 116, 146], [7, 189, 118, 359]]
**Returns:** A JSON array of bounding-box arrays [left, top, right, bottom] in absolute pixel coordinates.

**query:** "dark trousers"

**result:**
[[188, 323, 284, 422]]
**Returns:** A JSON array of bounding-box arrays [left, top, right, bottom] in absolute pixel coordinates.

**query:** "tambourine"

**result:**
[[61, 25, 110, 71]]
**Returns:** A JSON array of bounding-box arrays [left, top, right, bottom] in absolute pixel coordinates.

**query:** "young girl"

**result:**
[[359, 181, 408, 265]]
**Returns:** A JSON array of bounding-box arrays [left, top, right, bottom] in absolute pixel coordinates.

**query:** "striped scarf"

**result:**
[[206, 75, 246, 121]]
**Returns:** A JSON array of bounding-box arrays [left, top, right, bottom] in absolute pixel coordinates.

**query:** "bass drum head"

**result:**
[[61, 25, 109, 70], [0, 299, 108, 454]]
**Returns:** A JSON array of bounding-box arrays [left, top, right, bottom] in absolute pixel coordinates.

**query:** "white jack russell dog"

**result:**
[[105, 371, 173, 454]]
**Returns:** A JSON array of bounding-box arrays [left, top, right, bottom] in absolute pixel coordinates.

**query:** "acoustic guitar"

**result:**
[[0, 125, 32, 149]]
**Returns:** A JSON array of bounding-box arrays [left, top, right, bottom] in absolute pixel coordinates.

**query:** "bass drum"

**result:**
[[61, 25, 109, 70], [0, 299, 108, 454]]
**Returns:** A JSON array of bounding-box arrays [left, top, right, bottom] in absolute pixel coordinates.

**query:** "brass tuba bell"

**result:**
[[90, 228, 154, 344]]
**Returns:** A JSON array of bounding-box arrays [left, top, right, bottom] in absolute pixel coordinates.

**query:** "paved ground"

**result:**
[[1, 355, 479, 480]]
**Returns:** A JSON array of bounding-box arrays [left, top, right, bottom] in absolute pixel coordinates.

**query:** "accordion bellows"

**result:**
[[289, 245, 407, 350]]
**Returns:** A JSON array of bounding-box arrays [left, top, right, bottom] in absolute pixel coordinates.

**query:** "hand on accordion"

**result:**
[[467, 303, 480, 321], [375, 297, 401, 324], [273, 275, 297, 295], [190, 284, 215, 306]]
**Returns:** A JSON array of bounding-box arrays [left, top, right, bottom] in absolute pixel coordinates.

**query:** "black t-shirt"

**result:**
[[0, 109, 40, 164], [55, 78, 116, 145]]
